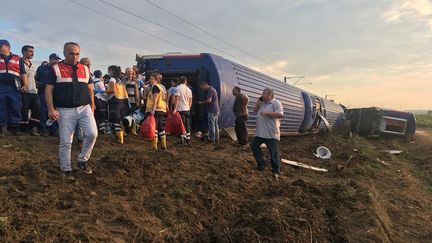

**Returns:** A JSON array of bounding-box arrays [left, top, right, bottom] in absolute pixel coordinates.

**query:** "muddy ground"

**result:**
[[1, 129, 432, 242]]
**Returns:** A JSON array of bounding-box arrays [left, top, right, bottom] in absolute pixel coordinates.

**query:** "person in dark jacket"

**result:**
[[35, 53, 60, 136], [232, 86, 249, 147]]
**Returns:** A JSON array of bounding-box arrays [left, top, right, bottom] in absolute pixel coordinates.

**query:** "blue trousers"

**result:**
[[251, 137, 281, 173], [207, 113, 219, 142], [39, 91, 58, 132], [0, 85, 22, 127]]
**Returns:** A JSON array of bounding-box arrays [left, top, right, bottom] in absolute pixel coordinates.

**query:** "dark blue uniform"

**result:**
[[0, 53, 26, 128], [35, 64, 58, 133]]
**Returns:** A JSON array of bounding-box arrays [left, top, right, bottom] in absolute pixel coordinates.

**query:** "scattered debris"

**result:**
[[90, 191, 97, 196], [318, 113, 330, 129], [375, 158, 390, 166], [2, 144, 13, 148], [313, 146, 332, 159], [345, 156, 354, 165], [282, 159, 328, 172], [384, 150, 403, 155], [336, 156, 354, 172], [222, 128, 238, 141], [159, 229, 167, 236]]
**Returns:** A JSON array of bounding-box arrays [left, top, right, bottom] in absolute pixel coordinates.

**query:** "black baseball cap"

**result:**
[[49, 53, 61, 60], [0, 39, 10, 46]]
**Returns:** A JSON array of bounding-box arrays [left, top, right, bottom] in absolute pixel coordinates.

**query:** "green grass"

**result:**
[[415, 114, 432, 128]]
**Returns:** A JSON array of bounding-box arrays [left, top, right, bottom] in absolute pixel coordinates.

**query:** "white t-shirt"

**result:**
[[24, 61, 37, 94], [175, 84, 193, 111], [93, 78, 107, 101], [256, 99, 284, 140]]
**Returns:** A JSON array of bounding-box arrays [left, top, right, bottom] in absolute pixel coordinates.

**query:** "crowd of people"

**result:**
[[0, 39, 284, 179]]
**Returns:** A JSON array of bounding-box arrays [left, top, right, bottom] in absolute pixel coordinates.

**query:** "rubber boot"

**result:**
[[116, 130, 124, 144], [160, 136, 167, 150], [151, 138, 158, 150], [131, 121, 138, 136]]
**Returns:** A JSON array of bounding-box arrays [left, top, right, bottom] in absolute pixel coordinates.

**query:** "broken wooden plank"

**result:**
[[281, 159, 328, 172]]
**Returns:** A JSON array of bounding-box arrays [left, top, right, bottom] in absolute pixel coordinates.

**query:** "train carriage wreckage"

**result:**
[[136, 53, 416, 139]]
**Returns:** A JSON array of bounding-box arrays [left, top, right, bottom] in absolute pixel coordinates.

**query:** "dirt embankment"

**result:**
[[1, 131, 432, 242]]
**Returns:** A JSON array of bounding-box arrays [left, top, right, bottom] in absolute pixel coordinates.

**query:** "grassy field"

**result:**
[[415, 114, 432, 128]]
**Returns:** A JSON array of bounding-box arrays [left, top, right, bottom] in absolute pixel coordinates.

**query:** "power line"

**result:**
[[67, 0, 189, 51], [143, 0, 299, 77], [95, 0, 284, 77]]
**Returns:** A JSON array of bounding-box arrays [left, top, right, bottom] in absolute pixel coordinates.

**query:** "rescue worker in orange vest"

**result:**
[[0, 39, 28, 136], [45, 42, 97, 180], [146, 72, 168, 150]]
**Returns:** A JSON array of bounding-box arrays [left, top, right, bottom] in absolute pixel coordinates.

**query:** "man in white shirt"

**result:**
[[173, 75, 193, 145], [21, 45, 41, 136], [251, 88, 284, 178]]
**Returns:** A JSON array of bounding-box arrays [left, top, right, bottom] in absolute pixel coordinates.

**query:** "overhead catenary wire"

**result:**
[[143, 0, 299, 77], [67, 0, 190, 52], [95, 0, 285, 78]]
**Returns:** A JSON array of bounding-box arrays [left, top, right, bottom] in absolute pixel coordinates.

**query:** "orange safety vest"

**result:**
[[0, 54, 21, 77]]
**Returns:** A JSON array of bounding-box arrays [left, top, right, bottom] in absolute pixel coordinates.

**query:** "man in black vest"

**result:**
[[45, 42, 97, 180]]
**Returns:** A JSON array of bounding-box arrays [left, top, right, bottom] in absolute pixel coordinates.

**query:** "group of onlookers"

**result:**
[[1, 39, 284, 179]]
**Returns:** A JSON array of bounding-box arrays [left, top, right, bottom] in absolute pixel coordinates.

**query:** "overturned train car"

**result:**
[[346, 107, 416, 139], [136, 53, 345, 135]]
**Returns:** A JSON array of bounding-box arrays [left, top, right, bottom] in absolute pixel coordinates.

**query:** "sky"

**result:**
[[1, 0, 431, 110]]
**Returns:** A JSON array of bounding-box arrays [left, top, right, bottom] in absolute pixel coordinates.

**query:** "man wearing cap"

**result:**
[[45, 42, 97, 180], [35, 53, 61, 136], [0, 39, 28, 136], [20, 45, 41, 135]]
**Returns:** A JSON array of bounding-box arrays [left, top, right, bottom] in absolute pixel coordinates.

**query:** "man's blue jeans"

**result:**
[[207, 113, 219, 142], [251, 137, 280, 173]]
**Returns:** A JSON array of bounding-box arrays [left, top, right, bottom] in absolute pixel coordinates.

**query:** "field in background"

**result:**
[[415, 114, 432, 129]]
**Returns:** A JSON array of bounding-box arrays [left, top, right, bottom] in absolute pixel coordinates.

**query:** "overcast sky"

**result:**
[[2, 0, 431, 110]]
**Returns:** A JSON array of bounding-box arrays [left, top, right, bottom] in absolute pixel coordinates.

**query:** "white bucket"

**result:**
[[315, 146, 332, 159]]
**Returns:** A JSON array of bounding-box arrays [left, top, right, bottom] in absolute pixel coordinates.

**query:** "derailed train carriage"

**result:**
[[136, 53, 345, 135], [346, 107, 416, 139]]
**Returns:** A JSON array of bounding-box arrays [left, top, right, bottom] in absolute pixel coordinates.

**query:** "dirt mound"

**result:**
[[1, 132, 432, 242]]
